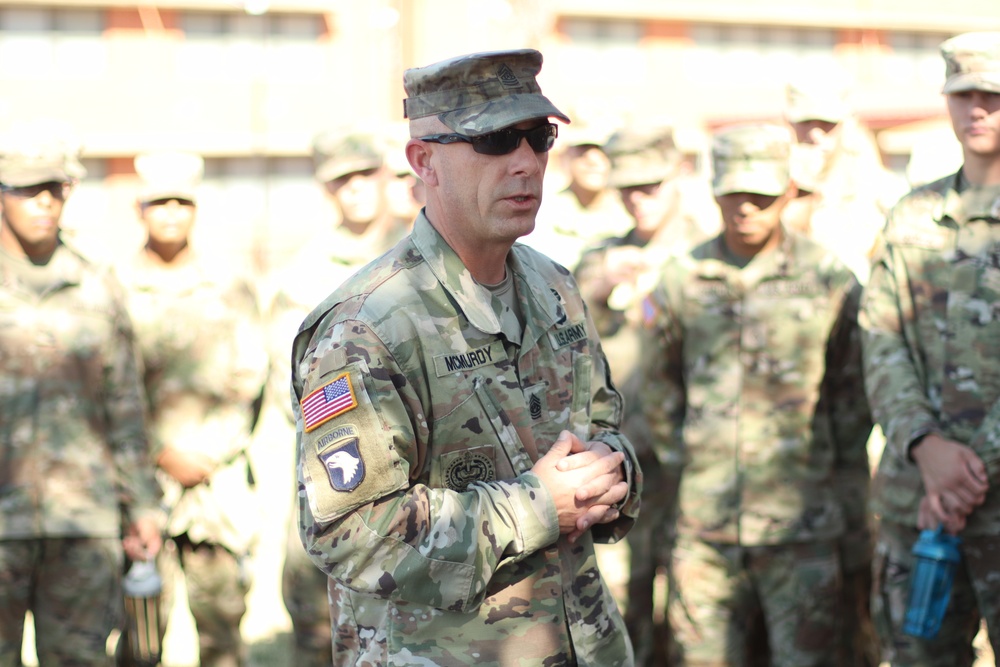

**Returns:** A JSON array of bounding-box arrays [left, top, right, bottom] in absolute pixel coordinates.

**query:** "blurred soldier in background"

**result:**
[[115, 151, 268, 667], [781, 74, 903, 285], [780, 76, 885, 667], [383, 122, 426, 225], [639, 124, 872, 666], [862, 31, 1000, 666], [522, 119, 632, 269], [269, 130, 410, 666], [574, 122, 718, 667], [0, 121, 162, 665]]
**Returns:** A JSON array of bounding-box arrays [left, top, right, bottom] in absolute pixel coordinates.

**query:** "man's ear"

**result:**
[[405, 140, 438, 187]]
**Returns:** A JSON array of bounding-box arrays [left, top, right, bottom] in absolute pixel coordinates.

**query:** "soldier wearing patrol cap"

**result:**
[[862, 31, 1000, 665], [0, 120, 163, 664], [638, 123, 871, 666], [114, 151, 268, 667], [290, 48, 641, 666], [573, 121, 719, 667]]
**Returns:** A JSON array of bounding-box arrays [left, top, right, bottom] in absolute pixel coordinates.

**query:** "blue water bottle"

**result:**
[[902, 525, 962, 638]]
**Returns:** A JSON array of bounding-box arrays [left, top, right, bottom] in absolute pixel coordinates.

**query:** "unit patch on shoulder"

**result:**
[[317, 424, 365, 492], [301, 372, 357, 433]]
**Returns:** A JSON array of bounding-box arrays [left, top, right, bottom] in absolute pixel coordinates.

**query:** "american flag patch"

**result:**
[[301, 373, 357, 432]]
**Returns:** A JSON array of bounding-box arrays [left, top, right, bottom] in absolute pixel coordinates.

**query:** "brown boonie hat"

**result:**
[[402, 49, 570, 137], [0, 120, 86, 187], [604, 124, 682, 189], [712, 124, 792, 197], [312, 131, 384, 183], [134, 151, 204, 204], [940, 31, 1000, 94]]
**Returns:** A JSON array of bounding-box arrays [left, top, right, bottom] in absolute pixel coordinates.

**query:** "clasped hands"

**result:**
[[531, 430, 629, 543], [913, 434, 990, 535]]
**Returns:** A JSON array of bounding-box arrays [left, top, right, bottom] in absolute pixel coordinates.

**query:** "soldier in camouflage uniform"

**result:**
[[861, 31, 1000, 666], [638, 124, 872, 666], [115, 152, 268, 667], [291, 48, 642, 666], [270, 131, 410, 667], [575, 123, 718, 667], [0, 122, 162, 666], [521, 120, 633, 270]]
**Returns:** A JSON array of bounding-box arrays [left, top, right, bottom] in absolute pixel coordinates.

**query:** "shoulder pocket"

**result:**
[[299, 361, 407, 523]]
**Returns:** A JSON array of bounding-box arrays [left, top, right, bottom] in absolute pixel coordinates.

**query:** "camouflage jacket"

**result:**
[[862, 171, 1000, 533], [640, 230, 871, 545], [0, 241, 159, 539], [117, 251, 268, 553], [291, 212, 641, 666]]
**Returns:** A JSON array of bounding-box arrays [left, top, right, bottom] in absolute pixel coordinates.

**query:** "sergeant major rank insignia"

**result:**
[[317, 424, 365, 492]]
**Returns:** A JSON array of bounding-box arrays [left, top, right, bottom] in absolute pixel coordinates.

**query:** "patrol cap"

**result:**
[[134, 151, 204, 204], [785, 76, 850, 125], [312, 131, 384, 183], [712, 124, 792, 197], [0, 120, 86, 187], [402, 48, 570, 137], [604, 124, 682, 189], [940, 31, 1000, 94]]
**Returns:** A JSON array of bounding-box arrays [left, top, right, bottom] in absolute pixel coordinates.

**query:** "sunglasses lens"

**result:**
[[471, 124, 557, 156]]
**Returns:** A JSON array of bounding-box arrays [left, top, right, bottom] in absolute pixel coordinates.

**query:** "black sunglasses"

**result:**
[[0, 180, 73, 200], [419, 123, 558, 156]]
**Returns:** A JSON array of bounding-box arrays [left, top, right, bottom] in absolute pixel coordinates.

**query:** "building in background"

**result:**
[[0, 0, 996, 276]]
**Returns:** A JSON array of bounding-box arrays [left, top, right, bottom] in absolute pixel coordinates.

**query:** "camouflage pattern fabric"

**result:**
[[0, 241, 159, 540], [871, 519, 1000, 666], [291, 212, 641, 666], [669, 534, 842, 667], [640, 229, 871, 546], [115, 251, 268, 666], [269, 221, 406, 666], [861, 172, 1000, 660], [0, 537, 124, 666], [861, 173, 1000, 530]]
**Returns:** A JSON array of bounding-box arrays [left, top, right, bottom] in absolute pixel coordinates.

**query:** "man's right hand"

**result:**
[[911, 433, 988, 531], [157, 446, 214, 488], [530, 431, 627, 541]]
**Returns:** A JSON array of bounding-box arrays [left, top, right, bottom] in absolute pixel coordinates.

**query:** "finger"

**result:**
[[539, 432, 573, 464], [573, 464, 627, 502], [962, 459, 990, 491], [557, 449, 601, 472], [926, 493, 951, 526], [576, 478, 628, 506], [574, 505, 620, 533], [942, 490, 975, 517]]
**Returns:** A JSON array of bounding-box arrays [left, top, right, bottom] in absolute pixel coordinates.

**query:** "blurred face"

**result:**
[[565, 144, 610, 192], [428, 118, 549, 247], [140, 198, 196, 246], [619, 180, 679, 240], [715, 190, 790, 258], [0, 180, 71, 261], [325, 168, 385, 226], [947, 89, 1000, 161]]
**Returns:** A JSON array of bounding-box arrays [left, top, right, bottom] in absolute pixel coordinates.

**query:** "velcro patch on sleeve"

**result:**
[[301, 372, 357, 432]]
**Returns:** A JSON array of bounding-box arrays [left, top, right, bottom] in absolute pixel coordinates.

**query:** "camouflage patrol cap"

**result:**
[[785, 75, 850, 124], [134, 151, 204, 204], [312, 131, 384, 183], [402, 49, 570, 137], [712, 124, 792, 197], [940, 31, 1000, 94], [604, 124, 682, 189], [0, 120, 86, 187]]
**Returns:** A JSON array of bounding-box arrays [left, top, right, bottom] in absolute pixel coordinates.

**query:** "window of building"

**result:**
[[885, 31, 955, 87], [687, 23, 838, 83], [558, 17, 646, 88], [0, 7, 106, 79]]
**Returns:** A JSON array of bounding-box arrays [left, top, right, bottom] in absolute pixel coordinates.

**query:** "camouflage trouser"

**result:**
[[872, 519, 1000, 666], [624, 458, 680, 667], [669, 535, 841, 667], [0, 537, 123, 667], [159, 534, 249, 667], [281, 520, 333, 667]]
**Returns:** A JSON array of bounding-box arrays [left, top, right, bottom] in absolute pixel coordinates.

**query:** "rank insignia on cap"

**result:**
[[319, 438, 365, 491], [301, 372, 357, 433]]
